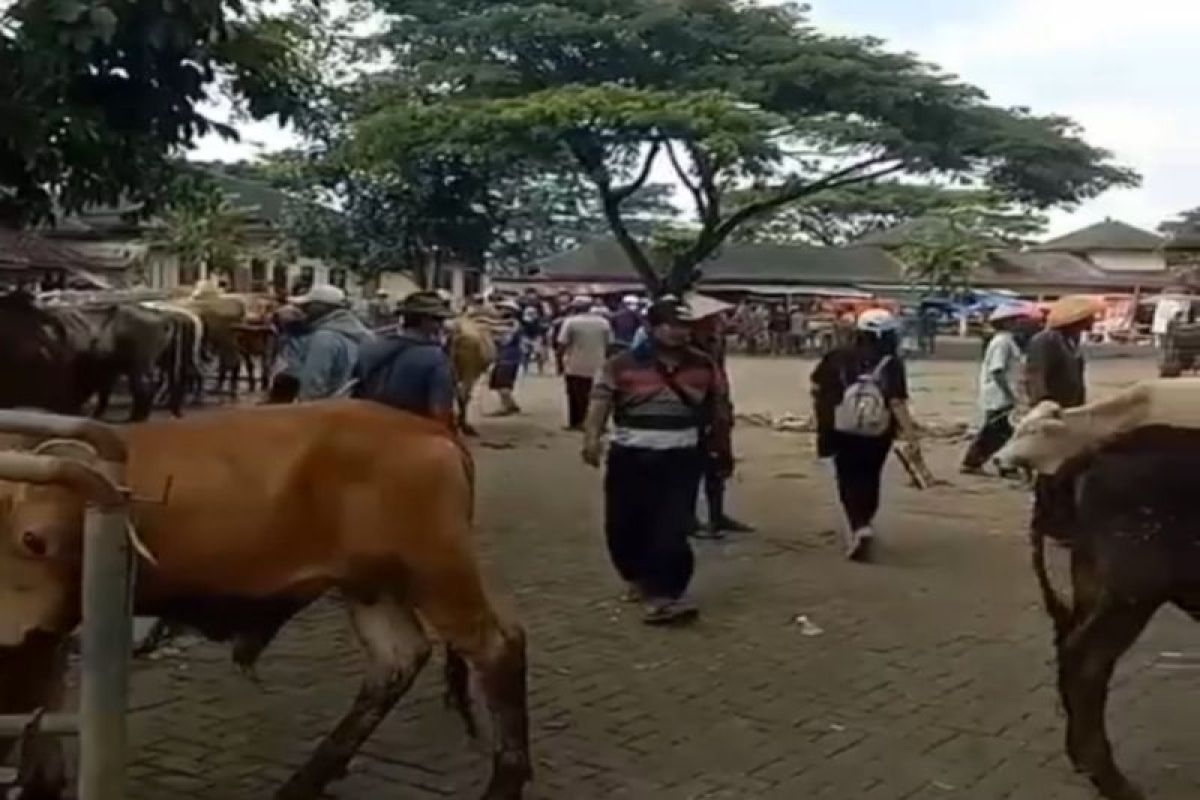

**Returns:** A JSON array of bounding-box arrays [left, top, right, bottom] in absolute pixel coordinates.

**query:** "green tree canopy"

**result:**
[[351, 0, 1137, 294], [0, 0, 320, 226]]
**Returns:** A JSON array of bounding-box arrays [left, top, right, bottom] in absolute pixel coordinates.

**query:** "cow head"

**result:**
[[0, 441, 94, 661], [0, 476, 85, 649], [993, 401, 1091, 475]]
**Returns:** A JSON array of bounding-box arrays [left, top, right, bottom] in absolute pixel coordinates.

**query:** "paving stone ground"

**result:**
[[105, 357, 1197, 800]]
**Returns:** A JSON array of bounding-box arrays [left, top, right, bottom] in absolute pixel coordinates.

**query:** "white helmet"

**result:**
[[856, 308, 899, 335]]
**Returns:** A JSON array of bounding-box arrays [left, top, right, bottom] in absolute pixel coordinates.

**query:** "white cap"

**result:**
[[990, 303, 1037, 323], [572, 294, 593, 308], [292, 284, 347, 307], [856, 308, 899, 335], [622, 294, 640, 307]]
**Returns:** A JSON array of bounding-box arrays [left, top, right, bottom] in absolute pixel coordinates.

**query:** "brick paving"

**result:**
[[105, 364, 1198, 800]]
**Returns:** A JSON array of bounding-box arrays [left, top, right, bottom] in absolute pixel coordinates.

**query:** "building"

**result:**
[[47, 168, 431, 301], [862, 217, 1183, 299], [0, 227, 125, 290], [500, 238, 905, 299], [1032, 219, 1167, 274]]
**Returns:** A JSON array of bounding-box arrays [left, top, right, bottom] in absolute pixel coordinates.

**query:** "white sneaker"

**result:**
[[846, 526, 876, 562]]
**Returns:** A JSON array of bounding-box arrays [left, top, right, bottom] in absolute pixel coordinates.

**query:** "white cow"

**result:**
[[995, 378, 1200, 475]]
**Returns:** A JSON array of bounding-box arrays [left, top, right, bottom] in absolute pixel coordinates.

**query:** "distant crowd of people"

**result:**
[[258, 280, 1104, 629]]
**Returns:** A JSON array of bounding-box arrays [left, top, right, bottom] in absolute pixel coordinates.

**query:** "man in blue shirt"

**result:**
[[354, 292, 456, 427]]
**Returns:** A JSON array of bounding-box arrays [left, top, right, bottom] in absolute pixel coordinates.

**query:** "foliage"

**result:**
[[353, 0, 1137, 294], [895, 204, 1030, 294], [732, 183, 1046, 247], [0, 0, 321, 226], [1159, 207, 1200, 242], [147, 177, 251, 281]]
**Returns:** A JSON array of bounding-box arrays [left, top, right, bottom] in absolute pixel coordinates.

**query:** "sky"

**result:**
[[193, 0, 1199, 237]]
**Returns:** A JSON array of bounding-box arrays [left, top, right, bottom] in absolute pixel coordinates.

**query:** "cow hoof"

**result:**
[[1091, 774, 1144, 800]]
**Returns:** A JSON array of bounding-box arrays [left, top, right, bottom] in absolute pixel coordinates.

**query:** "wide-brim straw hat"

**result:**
[[1047, 295, 1105, 328]]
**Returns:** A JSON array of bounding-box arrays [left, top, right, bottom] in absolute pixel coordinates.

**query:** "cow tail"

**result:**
[[1030, 524, 1071, 645]]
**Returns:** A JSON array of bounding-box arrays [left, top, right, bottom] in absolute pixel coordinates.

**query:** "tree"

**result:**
[[490, 179, 678, 274], [731, 184, 1045, 247], [352, 0, 1137, 295], [895, 205, 1027, 294], [0, 0, 320, 226], [1160, 207, 1200, 242], [147, 179, 252, 284]]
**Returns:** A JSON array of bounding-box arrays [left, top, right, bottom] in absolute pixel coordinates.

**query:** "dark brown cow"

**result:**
[[0, 293, 82, 415], [1024, 426, 1199, 800], [47, 303, 174, 422], [0, 402, 530, 800]]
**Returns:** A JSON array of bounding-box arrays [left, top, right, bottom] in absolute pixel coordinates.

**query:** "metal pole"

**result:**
[[78, 490, 130, 800], [0, 415, 129, 800]]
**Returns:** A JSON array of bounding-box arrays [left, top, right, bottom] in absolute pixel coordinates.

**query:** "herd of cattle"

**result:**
[[0, 288, 278, 423], [0, 285, 1197, 800]]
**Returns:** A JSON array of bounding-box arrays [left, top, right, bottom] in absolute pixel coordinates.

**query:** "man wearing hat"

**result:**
[[353, 292, 456, 426], [290, 284, 374, 401], [609, 294, 644, 351], [961, 304, 1036, 475], [582, 296, 731, 626], [557, 295, 612, 430], [1026, 295, 1102, 410], [1025, 295, 1102, 547]]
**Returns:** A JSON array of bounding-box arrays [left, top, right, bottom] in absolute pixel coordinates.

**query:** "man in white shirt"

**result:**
[[961, 304, 1035, 475], [557, 296, 613, 429]]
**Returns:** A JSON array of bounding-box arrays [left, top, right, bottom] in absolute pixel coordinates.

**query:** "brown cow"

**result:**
[[448, 315, 498, 436], [0, 402, 530, 800]]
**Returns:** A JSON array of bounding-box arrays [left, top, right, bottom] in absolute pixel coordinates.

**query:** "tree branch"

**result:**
[[685, 141, 721, 228], [669, 159, 905, 287], [611, 141, 662, 203], [664, 140, 706, 218], [714, 160, 904, 245]]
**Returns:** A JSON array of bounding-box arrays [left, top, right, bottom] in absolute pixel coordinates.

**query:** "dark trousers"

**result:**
[[832, 434, 892, 531], [565, 375, 593, 429], [689, 456, 727, 524], [605, 445, 703, 600], [962, 409, 1015, 470]]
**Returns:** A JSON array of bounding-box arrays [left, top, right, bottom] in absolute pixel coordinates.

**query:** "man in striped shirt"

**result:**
[[582, 297, 732, 625]]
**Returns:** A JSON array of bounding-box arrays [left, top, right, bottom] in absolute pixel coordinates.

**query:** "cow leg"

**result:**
[[458, 379, 479, 437], [274, 596, 430, 800], [128, 369, 153, 422], [91, 371, 116, 421], [1058, 594, 1157, 800], [443, 645, 479, 739], [0, 634, 69, 800], [417, 571, 530, 800]]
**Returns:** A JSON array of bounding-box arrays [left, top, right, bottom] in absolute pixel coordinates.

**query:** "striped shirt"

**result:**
[[593, 345, 727, 450]]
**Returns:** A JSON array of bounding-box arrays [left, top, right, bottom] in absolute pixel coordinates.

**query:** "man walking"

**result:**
[[290, 284, 373, 401], [353, 292, 456, 427], [1025, 295, 1102, 546], [609, 295, 643, 352], [961, 305, 1035, 475], [582, 297, 731, 626], [557, 296, 612, 430]]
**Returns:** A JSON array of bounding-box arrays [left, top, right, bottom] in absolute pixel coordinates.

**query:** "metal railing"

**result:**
[[0, 411, 131, 800]]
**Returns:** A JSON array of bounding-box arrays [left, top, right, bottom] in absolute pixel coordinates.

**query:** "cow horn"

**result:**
[[28, 439, 158, 565]]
